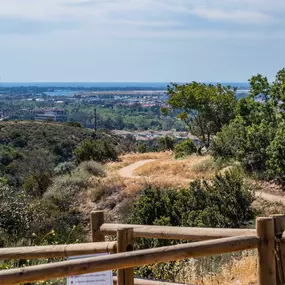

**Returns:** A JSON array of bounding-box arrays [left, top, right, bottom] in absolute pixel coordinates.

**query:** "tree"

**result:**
[[165, 82, 237, 147], [212, 68, 285, 178]]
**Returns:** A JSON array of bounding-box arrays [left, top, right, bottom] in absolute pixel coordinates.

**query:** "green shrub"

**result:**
[[74, 139, 118, 163], [130, 167, 253, 237], [0, 182, 33, 241], [66, 122, 82, 128], [129, 167, 254, 280], [266, 122, 285, 184], [157, 136, 175, 151], [174, 139, 197, 159], [136, 143, 148, 153], [212, 117, 275, 174]]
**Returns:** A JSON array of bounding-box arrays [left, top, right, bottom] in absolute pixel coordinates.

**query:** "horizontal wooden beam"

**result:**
[[0, 242, 117, 260], [0, 235, 259, 285], [101, 223, 257, 241], [113, 276, 190, 285]]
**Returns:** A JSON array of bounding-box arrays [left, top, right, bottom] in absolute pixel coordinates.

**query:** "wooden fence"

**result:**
[[0, 211, 285, 285]]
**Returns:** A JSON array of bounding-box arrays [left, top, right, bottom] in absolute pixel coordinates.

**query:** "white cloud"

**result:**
[[0, 0, 284, 39], [0, 0, 281, 24], [191, 8, 273, 24]]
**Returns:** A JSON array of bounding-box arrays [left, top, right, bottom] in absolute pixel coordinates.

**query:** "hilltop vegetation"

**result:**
[[211, 69, 285, 186], [0, 121, 134, 248]]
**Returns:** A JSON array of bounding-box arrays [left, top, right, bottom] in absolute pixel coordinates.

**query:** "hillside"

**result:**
[[0, 121, 135, 251], [1, 138, 283, 285], [0, 121, 134, 158]]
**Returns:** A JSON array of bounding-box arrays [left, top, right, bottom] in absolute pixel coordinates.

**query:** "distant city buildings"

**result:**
[[35, 110, 67, 122], [112, 129, 198, 142]]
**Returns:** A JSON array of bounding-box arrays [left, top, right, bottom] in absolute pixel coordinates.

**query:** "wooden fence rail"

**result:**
[[0, 241, 117, 260], [100, 223, 256, 241], [0, 235, 259, 285], [0, 211, 283, 285]]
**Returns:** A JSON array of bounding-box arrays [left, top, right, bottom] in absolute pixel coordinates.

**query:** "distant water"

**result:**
[[0, 82, 250, 89]]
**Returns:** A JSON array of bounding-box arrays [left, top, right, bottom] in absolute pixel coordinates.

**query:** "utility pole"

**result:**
[[94, 107, 97, 132]]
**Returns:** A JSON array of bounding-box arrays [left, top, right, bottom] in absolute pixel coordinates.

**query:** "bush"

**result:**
[[54, 162, 75, 175], [191, 157, 216, 173], [129, 168, 254, 280], [212, 117, 275, 174], [66, 122, 82, 128], [130, 167, 253, 235], [0, 182, 33, 241], [79, 161, 105, 177], [90, 187, 104, 202], [266, 122, 285, 184], [211, 117, 246, 161], [174, 139, 197, 159], [157, 136, 175, 151], [44, 168, 91, 210], [74, 139, 118, 163], [136, 143, 148, 153]]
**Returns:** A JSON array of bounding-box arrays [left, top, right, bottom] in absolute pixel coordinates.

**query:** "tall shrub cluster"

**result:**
[[210, 69, 285, 185], [129, 168, 254, 280]]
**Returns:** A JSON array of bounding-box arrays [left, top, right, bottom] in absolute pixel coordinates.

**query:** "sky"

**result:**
[[0, 0, 285, 82]]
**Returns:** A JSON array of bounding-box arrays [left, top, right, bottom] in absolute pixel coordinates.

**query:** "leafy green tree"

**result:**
[[166, 82, 237, 147], [212, 68, 285, 179]]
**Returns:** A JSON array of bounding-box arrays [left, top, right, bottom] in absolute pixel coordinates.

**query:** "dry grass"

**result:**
[[133, 154, 216, 181], [173, 253, 257, 285], [107, 151, 172, 172], [121, 151, 172, 164], [195, 255, 257, 285], [252, 197, 285, 216]]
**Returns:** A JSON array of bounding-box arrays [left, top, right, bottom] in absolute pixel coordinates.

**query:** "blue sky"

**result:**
[[0, 0, 284, 82]]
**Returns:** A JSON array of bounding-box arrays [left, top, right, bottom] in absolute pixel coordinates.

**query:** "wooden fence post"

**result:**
[[271, 214, 285, 285], [91, 211, 105, 242], [117, 228, 134, 285], [257, 217, 276, 285]]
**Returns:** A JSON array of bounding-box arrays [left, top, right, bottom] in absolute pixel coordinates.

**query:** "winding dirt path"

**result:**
[[119, 159, 156, 178], [119, 159, 285, 206]]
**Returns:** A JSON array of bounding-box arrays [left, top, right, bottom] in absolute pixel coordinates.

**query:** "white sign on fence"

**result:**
[[67, 253, 112, 285]]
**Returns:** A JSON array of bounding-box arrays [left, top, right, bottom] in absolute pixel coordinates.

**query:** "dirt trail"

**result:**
[[119, 159, 156, 178], [119, 159, 285, 206], [255, 191, 285, 205]]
